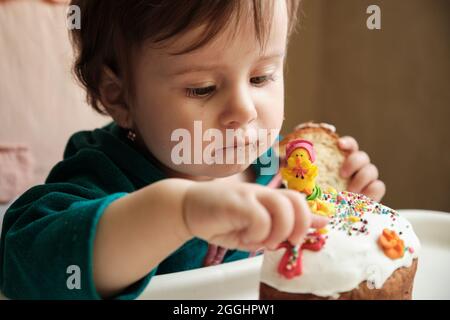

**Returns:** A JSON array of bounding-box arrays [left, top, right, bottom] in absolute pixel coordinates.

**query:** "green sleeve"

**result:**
[[0, 186, 156, 300]]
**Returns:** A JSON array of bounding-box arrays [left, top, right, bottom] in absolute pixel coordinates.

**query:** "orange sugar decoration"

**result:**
[[378, 229, 405, 259]]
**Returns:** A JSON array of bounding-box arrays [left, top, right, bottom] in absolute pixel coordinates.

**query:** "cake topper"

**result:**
[[280, 138, 335, 217], [277, 138, 334, 279]]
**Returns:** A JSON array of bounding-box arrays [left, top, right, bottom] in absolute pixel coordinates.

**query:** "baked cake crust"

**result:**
[[260, 259, 418, 300]]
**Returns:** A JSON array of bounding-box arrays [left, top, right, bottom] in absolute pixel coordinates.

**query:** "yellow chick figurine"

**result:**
[[280, 140, 318, 195], [281, 139, 335, 218]]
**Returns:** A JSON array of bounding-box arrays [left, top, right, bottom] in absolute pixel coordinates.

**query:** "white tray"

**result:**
[[139, 209, 450, 300], [0, 209, 448, 299]]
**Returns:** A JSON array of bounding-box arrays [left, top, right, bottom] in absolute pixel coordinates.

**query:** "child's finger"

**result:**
[[338, 136, 359, 152], [240, 198, 271, 245], [340, 150, 370, 178], [361, 180, 386, 202], [278, 189, 312, 245], [348, 163, 379, 193], [257, 191, 295, 250]]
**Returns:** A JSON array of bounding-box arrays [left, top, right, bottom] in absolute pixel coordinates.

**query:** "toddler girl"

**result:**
[[0, 0, 385, 299]]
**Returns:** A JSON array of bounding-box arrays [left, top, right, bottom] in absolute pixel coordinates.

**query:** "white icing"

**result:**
[[260, 192, 421, 298]]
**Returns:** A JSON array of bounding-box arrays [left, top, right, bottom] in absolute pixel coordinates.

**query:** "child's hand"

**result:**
[[338, 136, 386, 202], [182, 181, 329, 252]]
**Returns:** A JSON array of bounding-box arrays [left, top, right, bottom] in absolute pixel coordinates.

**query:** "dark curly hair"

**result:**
[[69, 0, 301, 114]]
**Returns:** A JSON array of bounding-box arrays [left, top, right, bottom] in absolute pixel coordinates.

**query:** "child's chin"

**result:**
[[205, 163, 252, 178]]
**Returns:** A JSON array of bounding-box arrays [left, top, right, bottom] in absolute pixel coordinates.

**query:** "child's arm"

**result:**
[[92, 178, 194, 298], [93, 179, 329, 298]]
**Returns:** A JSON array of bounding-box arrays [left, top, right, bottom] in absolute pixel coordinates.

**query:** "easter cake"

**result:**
[[259, 135, 420, 300]]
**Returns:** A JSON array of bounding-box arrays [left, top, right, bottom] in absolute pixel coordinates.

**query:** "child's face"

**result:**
[[130, 0, 287, 179]]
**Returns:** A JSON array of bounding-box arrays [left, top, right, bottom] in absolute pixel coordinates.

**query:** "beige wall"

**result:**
[[0, 1, 448, 211], [283, 0, 450, 211], [0, 2, 108, 185]]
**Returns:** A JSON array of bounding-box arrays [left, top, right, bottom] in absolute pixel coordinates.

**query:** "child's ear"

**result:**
[[98, 66, 132, 128]]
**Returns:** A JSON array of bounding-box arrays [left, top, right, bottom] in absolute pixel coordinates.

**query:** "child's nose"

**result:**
[[219, 86, 257, 129]]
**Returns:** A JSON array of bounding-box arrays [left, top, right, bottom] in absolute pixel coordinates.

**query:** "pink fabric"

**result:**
[[0, 0, 69, 4], [0, 144, 34, 203], [203, 244, 264, 267], [203, 245, 228, 266], [0, 2, 108, 185]]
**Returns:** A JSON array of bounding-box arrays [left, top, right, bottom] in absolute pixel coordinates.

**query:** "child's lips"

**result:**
[[223, 142, 250, 150], [212, 140, 259, 157]]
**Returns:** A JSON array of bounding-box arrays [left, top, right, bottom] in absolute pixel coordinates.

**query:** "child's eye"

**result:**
[[186, 85, 216, 98], [250, 74, 276, 87], [185, 74, 276, 98]]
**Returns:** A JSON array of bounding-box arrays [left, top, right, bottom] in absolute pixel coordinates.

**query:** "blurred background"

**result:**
[[0, 0, 449, 211], [283, 0, 450, 211]]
